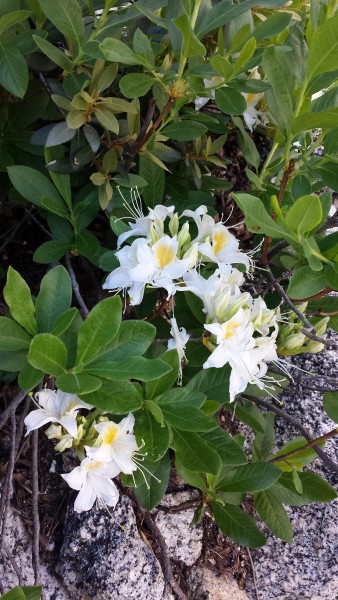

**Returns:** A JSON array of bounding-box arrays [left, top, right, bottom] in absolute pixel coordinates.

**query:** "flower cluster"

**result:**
[[24, 389, 140, 513], [104, 196, 280, 401]]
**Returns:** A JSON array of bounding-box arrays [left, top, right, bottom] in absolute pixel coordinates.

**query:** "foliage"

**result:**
[[0, 0, 338, 550]]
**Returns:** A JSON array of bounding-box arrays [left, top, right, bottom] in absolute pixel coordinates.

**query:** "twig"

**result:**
[[247, 548, 259, 600], [290, 287, 333, 303], [266, 269, 314, 330], [0, 208, 34, 255], [65, 254, 89, 318], [300, 328, 338, 351], [31, 430, 41, 586], [271, 428, 338, 465], [3, 540, 23, 587], [317, 208, 338, 234], [125, 97, 174, 172], [245, 396, 338, 476], [156, 499, 201, 513], [0, 412, 17, 544], [0, 390, 27, 432], [261, 161, 295, 264], [122, 487, 188, 600]]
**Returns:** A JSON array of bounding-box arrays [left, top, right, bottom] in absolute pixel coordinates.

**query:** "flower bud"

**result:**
[[169, 213, 179, 237], [177, 222, 190, 249]]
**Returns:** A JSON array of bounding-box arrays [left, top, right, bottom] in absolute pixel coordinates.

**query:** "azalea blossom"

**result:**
[[24, 388, 92, 438], [85, 413, 139, 474], [198, 222, 251, 271], [181, 205, 215, 243], [103, 235, 192, 305], [167, 317, 190, 383], [117, 199, 175, 248], [62, 458, 120, 512]]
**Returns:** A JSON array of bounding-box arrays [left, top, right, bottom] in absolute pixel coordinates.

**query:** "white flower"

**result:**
[[242, 92, 264, 131], [250, 297, 278, 337], [117, 190, 175, 247], [181, 205, 215, 243], [85, 414, 139, 474], [62, 458, 120, 513], [45, 424, 74, 452], [198, 222, 250, 271], [24, 389, 92, 438], [104, 236, 192, 305], [167, 317, 190, 383]]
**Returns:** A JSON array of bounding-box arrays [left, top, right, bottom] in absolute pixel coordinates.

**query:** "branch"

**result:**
[[0, 389, 26, 432], [122, 487, 188, 600], [271, 428, 338, 465], [261, 161, 295, 264], [245, 396, 338, 476], [65, 254, 89, 318], [31, 430, 41, 586], [124, 97, 174, 172]]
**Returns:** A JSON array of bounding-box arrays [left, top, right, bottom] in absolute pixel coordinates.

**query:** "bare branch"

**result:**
[[65, 254, 89, 318], [31, 430, 41, 586]]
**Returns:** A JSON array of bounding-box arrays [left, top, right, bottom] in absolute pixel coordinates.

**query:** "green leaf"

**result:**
[[85, 356, 172, 382], [81, 380, 143, 414], [35, 266, 72, 332], [287, 266, 326, 299], [100, 38, 139, 65], [211, 500, 266, 548], [0, 317, 31, 350], [161, 121, 208, 141], [254, 12, 292, 42], [0, 43, 28, 98], [7, 166, 62, 208], [197, 0, 285, 37], [119, 73, 154, 98], [186, 365, 230, 401], [97, 320, 155, 362], [33, 241, 72, 264], [235, 400, 267, 434], [0, 350, 27, 372], [50, 308, 79, 337], [172, 429, 221, 474], [254, 490, 293, 543], [28, 333, 67, 376], [292, 110, 338, 134], [200, 429, 248, 466], [158, 404, 217, 432], [156, 387, 206, 408], [33, 35, 73, 71], [45, 122, 76, 148], [56, 372, 102, 394], [173, 13, 205, 58], [272, 437, 325, 471], [273, 472, 337, 505], [139, 153, 165, 209], [4, 267, 38, 336], [145, 349, 179, 400], [175, 456, 208, 491], [307, 14, 338, 78], [0, 10, 32, 36], [262, 46, 295, 133], [38, 0, 84, 46], [232, 193, 293, 240], [214, 87, 247, 115], [18, 363, 44, 392], [76, 297, 122, 365], [252, 412, 275, 462], [323, 392, 338, 424], [75, 231, 100, 260], [216, 462, 282, 493], [134, 452, 170, 510], [285, 195, 322, 235], [94, 107, 119, 133], [232, 117, 261, 170], [135, 409, 169, 461]]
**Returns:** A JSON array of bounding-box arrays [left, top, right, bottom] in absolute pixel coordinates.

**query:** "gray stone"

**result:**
[[154, 491, 203, 566], [187, 566, 249, 600], [246, 346, 338, 600], [0, 505, 69, 599], [56, 494, 166, 600]]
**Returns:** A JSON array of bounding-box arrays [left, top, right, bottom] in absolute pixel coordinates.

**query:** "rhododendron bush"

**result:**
[[1, 0, 338, 555]]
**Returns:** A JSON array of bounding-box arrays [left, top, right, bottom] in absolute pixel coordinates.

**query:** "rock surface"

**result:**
[[0, 506, 69, 599], [246, 347, 338, 600], [154, 490, 203, 566], [187, 566, 249, 600], [56, 494, 166, 600]]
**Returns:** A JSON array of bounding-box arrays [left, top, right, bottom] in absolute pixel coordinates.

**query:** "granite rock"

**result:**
[[0, 505, 69, 599], [56, 494, 166, 600], [246, 346, 338, 600], [187, 566, 249, 600], [154, 491, 203, 566]]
